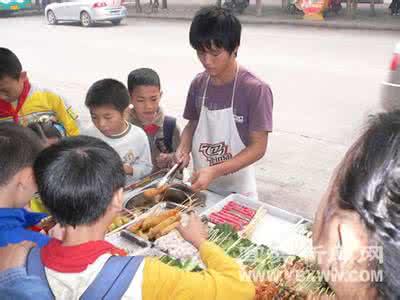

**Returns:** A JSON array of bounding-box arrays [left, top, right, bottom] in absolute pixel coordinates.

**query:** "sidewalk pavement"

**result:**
[[126, 0, 400, 31]]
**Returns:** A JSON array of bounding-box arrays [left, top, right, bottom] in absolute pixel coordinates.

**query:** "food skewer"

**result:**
[[143, 162, 182, 199]]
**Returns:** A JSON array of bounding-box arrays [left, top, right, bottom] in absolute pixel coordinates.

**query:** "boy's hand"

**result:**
[[0, 241, 36, 272], [191, 167, 218, 192], [155, 153, 174, 169], [177, 213, 208, 249], [123, 164, 134, 175]]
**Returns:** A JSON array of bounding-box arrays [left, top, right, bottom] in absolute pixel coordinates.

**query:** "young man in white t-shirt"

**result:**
[[84, 78, 152, 181]]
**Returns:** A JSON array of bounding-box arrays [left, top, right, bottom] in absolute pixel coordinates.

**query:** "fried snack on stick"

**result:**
[[141, 209, 179, 231], [148, 214, 181, 240], [159, 221, 180, 237], [128, 219, 144, 233]]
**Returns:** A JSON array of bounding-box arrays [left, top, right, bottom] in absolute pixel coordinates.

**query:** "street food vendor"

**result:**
[[312, 112, 400, 299], [176, 6, 273, 198]]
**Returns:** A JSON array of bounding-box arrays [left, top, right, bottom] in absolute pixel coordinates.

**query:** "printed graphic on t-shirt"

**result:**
[[199, 142, 233, 166], [233, 114, 244, 124], [123, 150, 136, 164]]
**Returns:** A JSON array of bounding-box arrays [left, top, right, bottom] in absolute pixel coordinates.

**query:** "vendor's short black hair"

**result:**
[[0, 48, 22, 80], [0, 123, 42, 187], [189, 6, 241, 55], [127, 68, 161, 95], [34, 136, 125, 226], [85, 79, 130, 113]]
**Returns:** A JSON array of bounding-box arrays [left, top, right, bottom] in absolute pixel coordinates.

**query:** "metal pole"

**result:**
[[256, 0, 262, 16]]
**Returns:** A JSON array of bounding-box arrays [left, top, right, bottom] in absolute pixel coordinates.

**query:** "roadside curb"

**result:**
[[126, 8, 400, 31]]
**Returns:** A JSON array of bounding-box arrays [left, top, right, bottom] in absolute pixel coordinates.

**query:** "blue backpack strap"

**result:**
[[80, 255, 144, 300], [163, 115, 176, 153], [26, 247, 55, 299]]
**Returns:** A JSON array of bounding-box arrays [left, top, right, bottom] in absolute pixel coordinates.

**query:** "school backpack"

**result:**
[[157, 115, 176, 154], [26, 247, 144, 300]]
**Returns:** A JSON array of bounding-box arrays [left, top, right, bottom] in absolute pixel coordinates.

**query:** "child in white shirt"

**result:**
[[84, 78, 152, 181]]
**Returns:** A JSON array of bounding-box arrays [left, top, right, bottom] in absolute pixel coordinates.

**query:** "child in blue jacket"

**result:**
[[0, 123, 50, 247]]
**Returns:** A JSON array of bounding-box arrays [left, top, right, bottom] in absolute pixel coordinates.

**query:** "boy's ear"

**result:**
[[110, 188, 123, 211], [233, 46, 239, 58], [17, 167, 36, 189], [160, 90, 163, 98], [336, 213, 370, 262], [123, 107, 131, 120], [19, 71, 27, 82]]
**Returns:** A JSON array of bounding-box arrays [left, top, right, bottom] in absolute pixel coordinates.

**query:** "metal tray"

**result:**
[[202, 194, 313, 257], [105, 231, 149, 255], [201, 194, 266, 231]]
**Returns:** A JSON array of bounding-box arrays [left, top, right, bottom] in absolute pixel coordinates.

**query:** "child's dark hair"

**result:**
[[337, 111, 400, 298], [127, 68, 161, 95], [85, 79, 130, 113], [28, 120, 66, 141], [0, 48, 22, 80], [0, 123, 42, 187], [34, 136, 125, 226], [189, 6, 241, 55]]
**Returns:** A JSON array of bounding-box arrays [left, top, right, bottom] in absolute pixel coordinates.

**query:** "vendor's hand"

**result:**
[[155, 153, 174, 169], [190, 167, 218, 192], [123, 164, 134, 175], [0, 241, 36, 272], [175, 149, 190, 168], [177, 213, 208, 249]]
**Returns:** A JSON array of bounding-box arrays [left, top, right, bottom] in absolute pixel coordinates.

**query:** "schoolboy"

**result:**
[[84, 78, 153, 181], [0, 123, 49, 247], [127, 68, 181, 170], [28, 136, 255, 299], [0, 48, 79, 136]]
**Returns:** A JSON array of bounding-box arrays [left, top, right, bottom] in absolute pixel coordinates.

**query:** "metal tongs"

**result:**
[[156, 161, 182, 188]]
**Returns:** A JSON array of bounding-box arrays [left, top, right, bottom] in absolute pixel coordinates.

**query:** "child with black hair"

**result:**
[[312, 112, 400, 299], [176, 6, 273, 198], [84, 78, 152, 181], [28, 135, 255, 299], [0, 123, 50, 247], [127, 68, 181, 170], [0, 48, 79, 136]]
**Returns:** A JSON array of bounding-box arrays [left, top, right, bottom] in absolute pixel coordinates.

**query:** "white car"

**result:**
[[381, 42, 400, 111], [45, 0, 127, 27]]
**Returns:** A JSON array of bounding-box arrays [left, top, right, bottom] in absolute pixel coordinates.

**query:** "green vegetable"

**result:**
[[159, 255, 202, 272]]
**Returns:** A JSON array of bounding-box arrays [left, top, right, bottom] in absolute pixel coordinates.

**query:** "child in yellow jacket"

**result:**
[[0, 47, 79, 136], [27, 135, 255, 300]]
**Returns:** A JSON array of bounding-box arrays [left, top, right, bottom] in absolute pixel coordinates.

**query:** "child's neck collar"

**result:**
[[108, 121, 130, 138]]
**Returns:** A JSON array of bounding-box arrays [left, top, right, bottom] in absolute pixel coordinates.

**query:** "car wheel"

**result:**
[[47, 10, 57, 25], [111, 19, 122, 25], [80, 11, 92, 27]]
